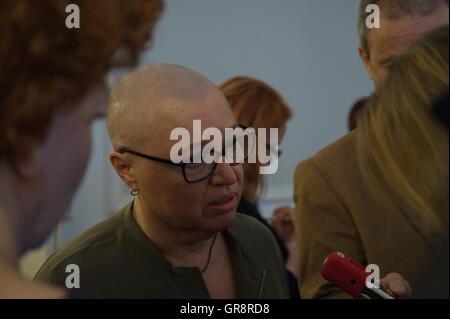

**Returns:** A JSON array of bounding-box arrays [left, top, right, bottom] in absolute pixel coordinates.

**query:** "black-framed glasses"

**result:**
[[118, 123, 256, 184]]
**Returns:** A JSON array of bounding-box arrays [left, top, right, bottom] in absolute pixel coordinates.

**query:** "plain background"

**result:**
[[20, 0, 373, 277]]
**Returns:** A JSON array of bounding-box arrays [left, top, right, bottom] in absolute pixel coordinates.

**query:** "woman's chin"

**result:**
[[207, 209, 237, 232]]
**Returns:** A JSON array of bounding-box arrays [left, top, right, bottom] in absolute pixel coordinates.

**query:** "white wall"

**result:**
[[32, 0, 373, 258], [139, 0, 373, 199]]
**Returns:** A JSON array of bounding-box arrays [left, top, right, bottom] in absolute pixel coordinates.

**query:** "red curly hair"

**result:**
[[220, 76, 293, 202], [0, 0, 164, 162]]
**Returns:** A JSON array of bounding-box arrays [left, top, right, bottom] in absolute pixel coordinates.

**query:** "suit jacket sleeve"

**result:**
[[294, 160, 365, 299]]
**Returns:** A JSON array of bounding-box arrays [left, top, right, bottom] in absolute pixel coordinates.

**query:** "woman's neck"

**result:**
[[133, 196, 218, 266]]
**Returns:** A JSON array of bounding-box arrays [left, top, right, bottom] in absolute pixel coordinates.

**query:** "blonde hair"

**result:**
[[220, 76, 292, 202], [357, 26, 449, 243]]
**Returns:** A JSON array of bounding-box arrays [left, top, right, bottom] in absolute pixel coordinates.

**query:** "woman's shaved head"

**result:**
[[107, 64, 225, 150]]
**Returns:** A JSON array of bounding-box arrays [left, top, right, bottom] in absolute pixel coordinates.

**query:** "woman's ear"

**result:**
[[109, 151, 136, 188], [358, 45, 375, 82]]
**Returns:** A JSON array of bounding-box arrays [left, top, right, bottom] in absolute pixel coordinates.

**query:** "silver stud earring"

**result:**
[[129, 187, 138, 196]]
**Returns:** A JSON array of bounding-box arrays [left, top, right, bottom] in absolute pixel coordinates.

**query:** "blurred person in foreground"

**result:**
[[220, 76, 300, 298], [294, 0, 449, 298], [0, 0, 164, 298], [357, 26, 449, 298]]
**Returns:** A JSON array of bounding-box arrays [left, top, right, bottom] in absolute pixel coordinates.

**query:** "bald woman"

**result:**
[[34, 64, 290, 299]]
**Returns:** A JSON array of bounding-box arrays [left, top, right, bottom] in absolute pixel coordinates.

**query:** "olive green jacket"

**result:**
[[34, 202, 289, 299]]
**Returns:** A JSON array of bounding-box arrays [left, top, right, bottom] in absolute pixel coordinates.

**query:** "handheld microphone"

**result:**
[[321, 251, 398, 299]]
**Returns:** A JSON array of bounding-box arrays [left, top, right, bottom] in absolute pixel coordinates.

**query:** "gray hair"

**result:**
[[358, 0, 448, 56]]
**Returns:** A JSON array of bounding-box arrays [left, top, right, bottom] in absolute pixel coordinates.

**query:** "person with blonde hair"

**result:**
[[356, 25, 449, 298], [220, 76, 299, 298], [294, 0, 448, 298]]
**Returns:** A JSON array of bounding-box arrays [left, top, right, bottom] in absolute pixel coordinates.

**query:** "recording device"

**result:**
[[321, 251, 398, 299]]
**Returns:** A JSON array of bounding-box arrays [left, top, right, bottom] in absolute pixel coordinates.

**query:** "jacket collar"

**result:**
[[122, 200, 266, 298]]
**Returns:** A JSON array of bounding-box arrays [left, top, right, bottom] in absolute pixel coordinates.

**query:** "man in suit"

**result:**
[[295, 0, 449, 298]]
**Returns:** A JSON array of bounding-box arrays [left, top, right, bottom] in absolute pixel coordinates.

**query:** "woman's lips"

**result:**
[[209, 194, 238, 213]]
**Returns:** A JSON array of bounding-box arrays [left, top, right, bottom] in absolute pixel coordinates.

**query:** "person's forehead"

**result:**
[[139, 92, 236, 151], [368, 13, 449, 62], [176, 90, 233, 124]]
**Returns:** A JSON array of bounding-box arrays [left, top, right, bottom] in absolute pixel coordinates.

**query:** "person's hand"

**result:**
[[380, 273, 412, 299], [271, 205, 295, 243]]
